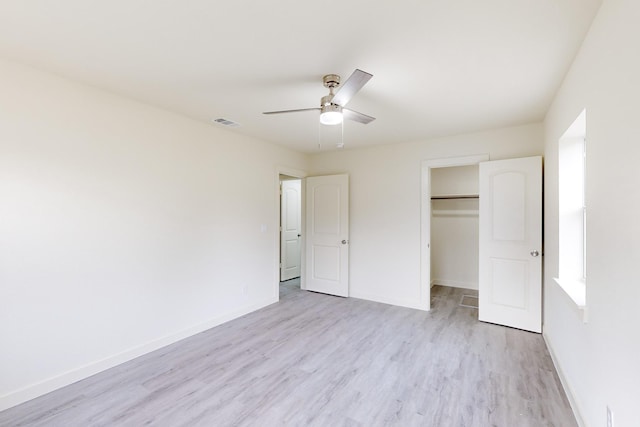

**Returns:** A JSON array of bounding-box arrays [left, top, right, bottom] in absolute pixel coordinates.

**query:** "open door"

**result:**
[[280, 179, 301, 281], [479, 156, 542, 333], [305, 174, 349, 297]]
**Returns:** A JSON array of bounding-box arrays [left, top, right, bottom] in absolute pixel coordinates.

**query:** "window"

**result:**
[[555, 109, 587, 318]]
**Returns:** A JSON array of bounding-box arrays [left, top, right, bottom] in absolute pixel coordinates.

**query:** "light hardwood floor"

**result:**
[[0, 284, 577, 426]]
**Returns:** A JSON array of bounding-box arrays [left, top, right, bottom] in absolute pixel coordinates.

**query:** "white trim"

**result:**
[[543, 332, 586, 427], [277, 166, 308, 180], [420, 154, 489, 311], [553, 278, 588, 323], [0, 296, 277, 411]]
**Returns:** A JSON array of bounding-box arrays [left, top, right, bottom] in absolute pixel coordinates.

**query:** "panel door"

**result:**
[[305, 174, 349, 297], [479, 156, 542, 332], [280, 179, 301, 281]]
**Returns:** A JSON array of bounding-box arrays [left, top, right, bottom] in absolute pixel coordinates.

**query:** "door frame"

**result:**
[[421, 154, 489, 310], [275, 166, 308, 300]]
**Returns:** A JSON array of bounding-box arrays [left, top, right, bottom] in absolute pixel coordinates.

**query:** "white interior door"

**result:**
[[305, 174, 349, 297], [280, 179, 301, 281], [479, 156, 542, 333]]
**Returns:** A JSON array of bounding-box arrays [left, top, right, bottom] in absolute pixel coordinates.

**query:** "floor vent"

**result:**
[[460, 294, 479, 309], [212, 118, 240, 127]]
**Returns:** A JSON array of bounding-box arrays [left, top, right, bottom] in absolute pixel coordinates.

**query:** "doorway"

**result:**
[[421, 155, 543, 332], [421, 154, 489, 311], [274, 169, 351, 301], [279, 174, 302, 295], [430, 164, 480, 290]]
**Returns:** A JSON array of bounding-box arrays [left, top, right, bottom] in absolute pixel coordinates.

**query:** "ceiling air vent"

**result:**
[[212, 118, 240, 127]]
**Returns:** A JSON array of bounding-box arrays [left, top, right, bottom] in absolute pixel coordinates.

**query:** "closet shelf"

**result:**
[[432, 209, 479, 217], [430, 194, 479, 200]]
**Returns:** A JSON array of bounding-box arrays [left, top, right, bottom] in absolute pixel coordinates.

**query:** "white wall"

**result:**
[[430, 165, 479, 197], [309, 124, 542, 309], [0, 58, 308, 410], [542, 0, 640, 426], [431, 165, 479, 290]]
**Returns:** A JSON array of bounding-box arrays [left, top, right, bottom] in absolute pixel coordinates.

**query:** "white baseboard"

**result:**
[[0, 296, 277, 412], [542, 332, 586, 427], [431, 278, 478, 290]]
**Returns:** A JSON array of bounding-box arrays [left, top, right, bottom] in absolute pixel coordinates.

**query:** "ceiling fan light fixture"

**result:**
[[320, 104, 343, 125], [263, 69, 375, 129]]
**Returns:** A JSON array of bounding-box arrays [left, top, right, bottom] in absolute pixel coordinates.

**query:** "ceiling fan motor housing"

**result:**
[[322, 74, 341, 89], [321, 94, 334, 107], [321, 103, 342, 114]]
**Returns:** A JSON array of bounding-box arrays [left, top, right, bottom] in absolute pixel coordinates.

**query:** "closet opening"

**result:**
[[430, 165, 480, 313], [422, 154, 543, 331], [420, 154, 489, 311]]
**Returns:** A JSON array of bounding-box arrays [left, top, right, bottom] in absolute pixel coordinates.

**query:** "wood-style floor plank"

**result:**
[[0, 284, 577, 426]]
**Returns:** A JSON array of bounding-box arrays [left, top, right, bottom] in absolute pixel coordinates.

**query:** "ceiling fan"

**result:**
[[263, 69, 375, 125]]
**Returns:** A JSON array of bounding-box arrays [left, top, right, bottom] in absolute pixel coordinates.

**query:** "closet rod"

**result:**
[[431, 194, 479, 200]]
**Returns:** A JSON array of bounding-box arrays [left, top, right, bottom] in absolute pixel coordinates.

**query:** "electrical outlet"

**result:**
[[606, 406, 614, 427]]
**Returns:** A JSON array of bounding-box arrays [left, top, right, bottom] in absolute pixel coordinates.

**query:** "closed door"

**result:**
[[305, 174, 349, 297], [280, 179, 301, 281], [479, 156, 542, 333]]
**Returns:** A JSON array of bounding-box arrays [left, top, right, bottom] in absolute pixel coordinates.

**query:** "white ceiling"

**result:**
[[0, 0, 602, 153]]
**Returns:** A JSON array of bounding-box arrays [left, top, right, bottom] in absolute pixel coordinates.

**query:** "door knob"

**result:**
[[530, 250, 540, 257], [341, 240, 349, 245]]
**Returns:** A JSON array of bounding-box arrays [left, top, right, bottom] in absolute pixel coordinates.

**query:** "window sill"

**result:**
[[553, 278, 588, 323]]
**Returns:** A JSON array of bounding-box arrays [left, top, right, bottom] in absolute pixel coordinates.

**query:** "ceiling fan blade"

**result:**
[[343, 108, 376, 124], [263, 107, 320, 115], [331, 69, 373, 106]]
